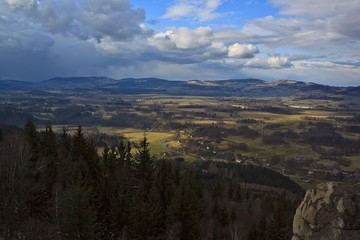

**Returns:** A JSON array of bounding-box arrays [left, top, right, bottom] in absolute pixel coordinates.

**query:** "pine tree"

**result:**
[[266, 204, 288, 240], [235, 184, 243, 203], [72, 126, 88, 163], [43, 123, 57, 160], [257, 216, 267, 239], [42, 123, 58, 183], [61, 182, 98, 240], [60, 126, 71, 156], [154, 160, 174, 233], [125, 141, 132, 167], [124, 140, 133, 182], [128, 185, 163, 240], [102, 143, 110, 165], [168, 175, 201, 240], [71, 126, 100, 188], [24, 119, 39, 159], [134, 136, 153, 194], [97, 142, 123, 239], [117, 140, 126, 166]]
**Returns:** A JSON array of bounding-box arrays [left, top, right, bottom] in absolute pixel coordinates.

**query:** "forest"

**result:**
[[0, 121, 303, 240]]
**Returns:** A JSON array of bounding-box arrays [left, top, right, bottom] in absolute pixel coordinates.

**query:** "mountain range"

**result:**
[[1, 77, 359, 97]]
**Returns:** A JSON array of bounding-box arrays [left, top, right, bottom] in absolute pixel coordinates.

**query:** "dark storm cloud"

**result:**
[[0, 0, 147, 80], [1, 0, 145, 42]]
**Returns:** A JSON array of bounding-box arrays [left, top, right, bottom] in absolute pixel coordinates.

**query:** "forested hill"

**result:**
[[0, 121, 303, 239], [1, 77, 359, 97]]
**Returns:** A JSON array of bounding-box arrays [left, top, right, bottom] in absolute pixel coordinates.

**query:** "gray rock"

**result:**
[[292, 182, 360, 240]]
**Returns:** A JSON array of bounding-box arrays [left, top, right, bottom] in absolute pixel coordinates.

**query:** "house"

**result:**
[[235, 154, 243, 164]]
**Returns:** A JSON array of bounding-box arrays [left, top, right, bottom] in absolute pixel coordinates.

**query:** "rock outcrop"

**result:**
[[292, 182, 360, 240]]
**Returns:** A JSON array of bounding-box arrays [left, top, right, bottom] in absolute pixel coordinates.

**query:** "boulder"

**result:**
[[292, 182, 360, 240]]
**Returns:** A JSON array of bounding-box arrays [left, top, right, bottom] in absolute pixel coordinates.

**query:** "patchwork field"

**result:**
[[2, 89, 360, 185]]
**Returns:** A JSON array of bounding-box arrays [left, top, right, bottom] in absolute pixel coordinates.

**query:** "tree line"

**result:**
[[0, 121, 302, 239]]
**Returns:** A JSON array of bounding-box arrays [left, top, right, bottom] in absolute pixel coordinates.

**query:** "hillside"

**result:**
[[1, 77, 359, 97]]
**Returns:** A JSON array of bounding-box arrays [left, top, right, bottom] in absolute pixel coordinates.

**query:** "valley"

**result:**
[[1, 77, 360, 189]]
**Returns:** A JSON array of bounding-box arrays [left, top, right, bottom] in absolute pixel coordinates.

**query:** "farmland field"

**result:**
[[1, 88, 360, 185]]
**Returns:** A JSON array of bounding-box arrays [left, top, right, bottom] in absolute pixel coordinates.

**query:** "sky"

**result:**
[[0, 0, 360, 86]]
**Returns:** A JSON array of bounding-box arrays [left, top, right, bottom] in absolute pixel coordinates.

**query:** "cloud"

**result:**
[[0, 0, 148, 80], [148, 26, 259, 64], [269, 0, 360, 40], [149, 26, 213, 50], [0, 30, 54, 52], [267, 56, 292, 68], [270, 0, 356, 18], [1, 0, 360, 86], [3, 0, 37, 9], [227, 43, 259, 58], [244, 56, 292, 69], [1, 0, 146, 42], [162, 0, 225, 21]]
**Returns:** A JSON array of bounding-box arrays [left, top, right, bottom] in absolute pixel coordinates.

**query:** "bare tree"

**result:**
[[0, 133, 33, 239], [6, 134, 33, 190]]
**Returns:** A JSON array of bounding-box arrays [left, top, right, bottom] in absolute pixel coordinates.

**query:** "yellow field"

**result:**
[[115, 128, 174, 155], [348, 156, 360, 170], [289, 175, 321, 190]]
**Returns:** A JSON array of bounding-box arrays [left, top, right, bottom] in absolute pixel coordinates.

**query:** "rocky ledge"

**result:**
[[292, 182, 360, 240]]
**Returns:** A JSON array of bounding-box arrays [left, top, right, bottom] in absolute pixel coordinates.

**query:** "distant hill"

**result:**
[[0, 77, 359, 97], [0, 80, 35, 91]]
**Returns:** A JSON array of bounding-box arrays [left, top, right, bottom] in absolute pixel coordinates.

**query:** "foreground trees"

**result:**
[[0, 122, 302, 240]]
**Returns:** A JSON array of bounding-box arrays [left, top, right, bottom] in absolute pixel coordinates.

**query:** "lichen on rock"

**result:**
[[292, 182, 360, 240]]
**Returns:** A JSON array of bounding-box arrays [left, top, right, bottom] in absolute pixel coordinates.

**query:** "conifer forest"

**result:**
[[0, 120, 303, 240]]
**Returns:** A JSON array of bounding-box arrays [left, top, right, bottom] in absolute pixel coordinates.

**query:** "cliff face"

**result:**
[[292, 182, 360, 240]]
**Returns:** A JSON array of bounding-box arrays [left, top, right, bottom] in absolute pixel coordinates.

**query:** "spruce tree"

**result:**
[[117, 140, 126, 166], [71, 126, 100, 188], [154, 160, 174, 233], [43, 123, 57, 179], [102, 143, 110, 166], [43, 123, 57, 160], [61, 182, 98, 240], [266, 204, 288, 240], [134, 136, 153, 194], [128, 184, 162, 240], [72, 126, 88, 163], [60, 126, 71, 155], [24, 119, 39, 159], [168, 175, 201, 240]]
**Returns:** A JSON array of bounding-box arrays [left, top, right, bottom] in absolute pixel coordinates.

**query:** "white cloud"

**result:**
[[269, 0, 357, 18], [3, 0, 36, 9], [267, 56, 292, 68], [227, 43, 259, 58], [162, 0, 225, 21], [148, 26, 260, 64], [149, 26, 213, 50], [269, 0, 360, 40], [244, 56, 292, 69], [1, 0, 360, 86]]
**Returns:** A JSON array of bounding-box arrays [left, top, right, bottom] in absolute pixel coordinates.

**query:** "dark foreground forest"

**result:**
[[0, 121, 303, 240]]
